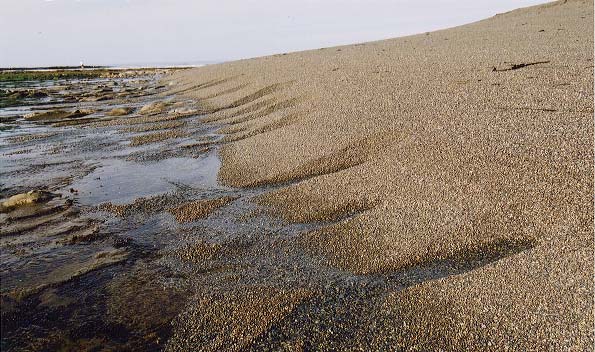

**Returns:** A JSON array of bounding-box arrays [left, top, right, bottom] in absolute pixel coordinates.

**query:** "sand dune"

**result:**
[[166, 0, 593, 349]]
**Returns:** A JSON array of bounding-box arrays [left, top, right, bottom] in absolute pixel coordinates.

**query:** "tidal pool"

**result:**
[[71, 155, 220, 205]]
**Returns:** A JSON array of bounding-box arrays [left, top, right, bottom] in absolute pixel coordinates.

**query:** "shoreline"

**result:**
[[0, 67, 195, 83], [2, 67, 403, 350], [0, 65, 204, 72]]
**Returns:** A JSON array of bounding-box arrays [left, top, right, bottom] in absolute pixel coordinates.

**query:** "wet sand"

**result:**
[[163, 0, 594, 350]]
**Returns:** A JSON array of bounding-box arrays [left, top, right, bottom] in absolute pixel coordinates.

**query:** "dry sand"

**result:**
[[165, 0, 593, 350]]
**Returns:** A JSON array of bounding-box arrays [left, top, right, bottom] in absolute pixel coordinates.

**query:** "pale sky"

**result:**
[[0, 0, 550, 68]]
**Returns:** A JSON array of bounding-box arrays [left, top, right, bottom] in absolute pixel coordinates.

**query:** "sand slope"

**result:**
[[167, 0, 594, 349]]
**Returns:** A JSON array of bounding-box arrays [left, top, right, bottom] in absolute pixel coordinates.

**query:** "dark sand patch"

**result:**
[[4, 248, 127, 301], [167, 286, 312, 351], [107, 263, 191, 343]]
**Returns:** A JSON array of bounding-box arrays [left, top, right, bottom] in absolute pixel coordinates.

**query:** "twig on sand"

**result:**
[[492, 61, 550, 72]]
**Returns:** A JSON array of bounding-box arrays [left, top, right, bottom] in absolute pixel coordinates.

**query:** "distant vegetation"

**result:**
[[0, 70, 108, 82]]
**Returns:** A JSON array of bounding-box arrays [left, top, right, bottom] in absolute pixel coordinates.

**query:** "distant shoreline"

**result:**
[[0, 65, 203, 73], [0, 66, 106, 72], [0, 66, 195, 82]]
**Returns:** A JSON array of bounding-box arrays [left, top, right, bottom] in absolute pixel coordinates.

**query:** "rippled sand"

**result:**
[[165, 1, 594, 349]]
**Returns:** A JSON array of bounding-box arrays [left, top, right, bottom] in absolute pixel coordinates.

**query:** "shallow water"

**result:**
[[72, 155, 220, 205]]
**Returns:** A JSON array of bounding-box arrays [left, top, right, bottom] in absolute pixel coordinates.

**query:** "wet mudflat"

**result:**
[[0, 71, 522, 351], [0, 71, 229, 350]]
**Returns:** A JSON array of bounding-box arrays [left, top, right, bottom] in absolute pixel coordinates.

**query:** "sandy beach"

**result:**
[[0, 0, 592, 350], [162, 0, 594, 349]]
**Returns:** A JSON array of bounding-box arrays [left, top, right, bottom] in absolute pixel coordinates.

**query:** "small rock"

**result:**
[[24, 109, 94, 121], [169, 107, 197, 115], [106, 107, 134, 116], [0, 190, 56, 213], [27, 90, 48, 98], [139, 101, 167, 115]]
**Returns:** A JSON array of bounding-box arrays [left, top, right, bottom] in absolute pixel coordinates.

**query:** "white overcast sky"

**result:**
[[0, 0, 550, 68]]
